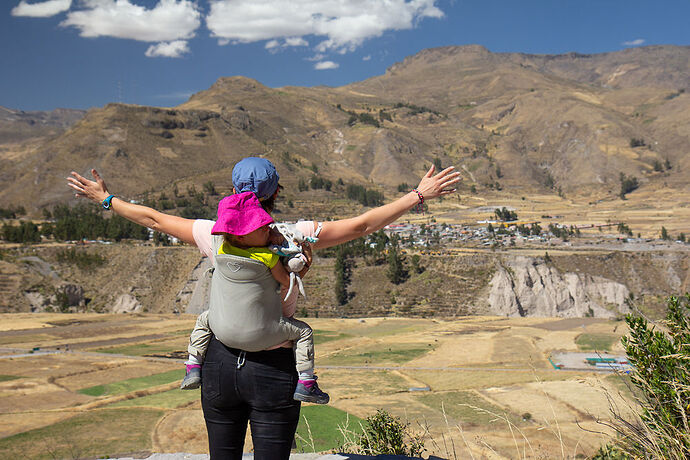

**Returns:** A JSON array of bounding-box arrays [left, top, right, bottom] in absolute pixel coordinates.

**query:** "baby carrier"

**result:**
[[207, 235, 290, 352]]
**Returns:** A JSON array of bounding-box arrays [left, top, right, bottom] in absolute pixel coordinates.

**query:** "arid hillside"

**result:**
[[0, 45, 688, 221]]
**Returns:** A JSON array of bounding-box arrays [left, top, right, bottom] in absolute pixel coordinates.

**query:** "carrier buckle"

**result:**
[[236, 350, 246, 369]]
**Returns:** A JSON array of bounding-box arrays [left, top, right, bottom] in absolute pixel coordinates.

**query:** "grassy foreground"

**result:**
[[295, 405, 363, 453], [0, 408, 163, 459]]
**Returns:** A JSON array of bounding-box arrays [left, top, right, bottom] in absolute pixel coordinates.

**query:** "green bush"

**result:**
[[609, 294, 690, 457], [619, 173, 639, 199], [1, 221, 41, 243], [354, 409, 424, 457], [0, 205, 26, 219]]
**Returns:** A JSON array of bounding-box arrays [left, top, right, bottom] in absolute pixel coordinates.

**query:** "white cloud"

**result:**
[[362, 55, 372, 61], [622, 38, 645, 46], [315, 61, 339, 70], [11, 0, 71, 17], [266, 36, 309, 51], [61, 0, 201, 42], [207, 0, 443, 53], [265, 39, 280, 49], [145, 40, 190, 58], [285, 37, 308, 47]]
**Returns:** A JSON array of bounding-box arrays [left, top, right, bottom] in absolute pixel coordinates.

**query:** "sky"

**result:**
[[2, 0, 689, 111]]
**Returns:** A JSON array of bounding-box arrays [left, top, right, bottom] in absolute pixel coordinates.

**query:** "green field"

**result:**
[[575, 333, 619, 351], [0, 375, 21, 382], [77, 369, 183, 396], [0, 408, 163, 460], [109, 388, 200, 409], [295, 405, 363, 453], [313, 330, 352, 344], [347, 319, 434, 338], [321, 344, 432, 366]]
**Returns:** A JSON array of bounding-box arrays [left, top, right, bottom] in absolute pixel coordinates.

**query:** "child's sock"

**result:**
[[298, 369, 315, 387], [185, 354, 202, 372]]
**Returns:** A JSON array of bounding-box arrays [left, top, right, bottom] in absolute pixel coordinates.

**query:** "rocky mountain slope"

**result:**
[[0, 106, 86, 144], [0, 45, 688, 217], [3, 243, 686, 319]]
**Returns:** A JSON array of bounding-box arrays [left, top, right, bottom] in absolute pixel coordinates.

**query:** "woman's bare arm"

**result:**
[[314, 165, 461, 249], [67, 169, 196, 245]]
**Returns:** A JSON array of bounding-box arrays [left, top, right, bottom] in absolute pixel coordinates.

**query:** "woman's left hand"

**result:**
[[415, 165, 462, 200], [67, 169, 110, 203]]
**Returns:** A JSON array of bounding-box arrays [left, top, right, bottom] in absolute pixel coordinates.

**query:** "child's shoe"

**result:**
[[293, 376, 329, 404], [180, 364, 201, 390]]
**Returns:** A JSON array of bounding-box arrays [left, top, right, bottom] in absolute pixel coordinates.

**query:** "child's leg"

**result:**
[[279, 316, 329, 404], [187, 310, 212, 364], [182, 310, 212, 390], [278, 316, 314, 374]]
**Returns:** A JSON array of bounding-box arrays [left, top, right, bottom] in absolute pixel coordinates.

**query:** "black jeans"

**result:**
[[201, 336, 301, 460]]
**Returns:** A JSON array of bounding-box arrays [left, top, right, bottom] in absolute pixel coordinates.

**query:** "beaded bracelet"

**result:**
[[411, 189, 424, 213]]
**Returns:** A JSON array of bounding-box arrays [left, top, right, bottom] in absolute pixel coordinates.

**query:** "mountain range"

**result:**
[[0, 44, 688, 217]]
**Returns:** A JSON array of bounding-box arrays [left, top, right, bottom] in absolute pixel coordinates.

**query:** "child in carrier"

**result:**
[[180, 191, 329, 404]]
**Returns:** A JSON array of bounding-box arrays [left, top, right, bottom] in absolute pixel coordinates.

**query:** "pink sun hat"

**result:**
[[211, 191, 274, 236]]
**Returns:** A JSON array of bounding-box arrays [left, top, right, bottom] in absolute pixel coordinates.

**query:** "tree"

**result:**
[[334, 249, 350, 305], [619, 173, 640, 199], [661, 226, 670, 240], [410, 254, 424, 274], [386, 245, 408, 285]]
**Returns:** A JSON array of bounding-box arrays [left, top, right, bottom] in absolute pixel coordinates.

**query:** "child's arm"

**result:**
[[270, 260, 291, 288]]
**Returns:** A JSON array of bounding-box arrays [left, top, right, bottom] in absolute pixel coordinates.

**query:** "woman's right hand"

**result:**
[[298, 243, 313, 278], [67, 169, 110, 204]]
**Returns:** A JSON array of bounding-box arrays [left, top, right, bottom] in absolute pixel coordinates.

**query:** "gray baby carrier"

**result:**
[[207, 235, 290, 352]]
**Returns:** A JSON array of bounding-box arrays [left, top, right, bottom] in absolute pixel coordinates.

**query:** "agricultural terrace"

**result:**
[[0, 313, 634, 459]]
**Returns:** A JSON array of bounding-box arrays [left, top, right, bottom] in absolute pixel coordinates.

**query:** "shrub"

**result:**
[[607, 294, 690, 458], [0, 205, 26, 219], [619, 173, 639, 199], [629, 138, 645, 148], [494, 207, 518, 222], [203, 181, 217, 195], [1, 221, 41, 243], [346, 184, 384, 207], [354, 409, 425, 457]]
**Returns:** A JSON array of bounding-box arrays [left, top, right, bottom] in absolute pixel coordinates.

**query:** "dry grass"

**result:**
[[0, 314, 646, 458]]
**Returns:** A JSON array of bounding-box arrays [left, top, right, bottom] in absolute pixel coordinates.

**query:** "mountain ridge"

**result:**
[[0, 45, 687, 226]]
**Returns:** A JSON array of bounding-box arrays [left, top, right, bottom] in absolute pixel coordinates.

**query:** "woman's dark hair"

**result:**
[[258, 184, 282, 213], [260, 194, 276, 213]]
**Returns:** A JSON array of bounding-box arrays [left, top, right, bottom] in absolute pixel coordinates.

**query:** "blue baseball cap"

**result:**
[[231, 157, 280, 201]]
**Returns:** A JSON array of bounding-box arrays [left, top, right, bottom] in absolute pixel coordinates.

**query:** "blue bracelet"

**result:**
[[102, 194, 115, 210]]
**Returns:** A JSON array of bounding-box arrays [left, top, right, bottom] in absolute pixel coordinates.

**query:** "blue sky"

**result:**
[[2, 0, 689, 111]]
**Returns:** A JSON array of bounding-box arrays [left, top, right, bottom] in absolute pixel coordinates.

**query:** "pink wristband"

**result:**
[[411, 189, 424, 213]]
